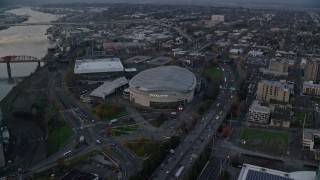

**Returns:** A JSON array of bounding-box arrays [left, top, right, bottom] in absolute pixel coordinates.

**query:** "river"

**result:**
[[0, 7, 58, 101]]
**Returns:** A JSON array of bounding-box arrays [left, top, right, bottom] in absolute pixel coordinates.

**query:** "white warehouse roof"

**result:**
[[74, 58, 124, 74], [90, 76, 128, 99]]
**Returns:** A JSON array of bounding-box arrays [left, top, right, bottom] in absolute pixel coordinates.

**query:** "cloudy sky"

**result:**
[[1, 0, 320, 7]]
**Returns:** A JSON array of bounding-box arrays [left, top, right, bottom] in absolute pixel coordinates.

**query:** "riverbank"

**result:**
[[0, 7, 58, 101]]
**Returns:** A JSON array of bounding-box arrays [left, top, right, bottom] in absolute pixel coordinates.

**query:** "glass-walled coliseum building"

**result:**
[[129, 66, 197, 108]]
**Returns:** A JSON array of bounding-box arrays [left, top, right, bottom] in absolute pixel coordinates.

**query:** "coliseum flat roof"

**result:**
[[130, 66, 196, 92]]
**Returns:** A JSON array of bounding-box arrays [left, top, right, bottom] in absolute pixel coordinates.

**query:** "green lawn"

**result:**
[[125, 139, 160, 157], [50, 106, 59, 113], [297, 112, 313, 126], [94, 104, 128, 122], [112, 124, 139, 136], [102, 112, 128, 122], [239, 129, 289, 155], [66, 151, 97, 168], [47, 122, 74, 157], [212, 67, 222, 80], [149, 119, 165, 127]]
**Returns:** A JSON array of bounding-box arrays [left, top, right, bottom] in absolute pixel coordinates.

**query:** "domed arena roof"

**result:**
[[129, 66, 197, 92]]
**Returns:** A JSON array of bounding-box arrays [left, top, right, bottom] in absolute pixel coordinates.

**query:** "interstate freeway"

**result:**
[[151, 63, 236, 180]]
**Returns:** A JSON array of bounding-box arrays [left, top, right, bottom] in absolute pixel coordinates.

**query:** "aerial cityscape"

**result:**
[[0, 1, 320, 180]]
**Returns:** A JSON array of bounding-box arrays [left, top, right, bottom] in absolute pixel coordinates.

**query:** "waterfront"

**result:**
[[0, 7, 57, 101]]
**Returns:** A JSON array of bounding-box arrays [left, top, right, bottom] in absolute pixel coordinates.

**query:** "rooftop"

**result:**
[[303, 81, 320, 88], [272, 108, 291, 121], [303, 129, 320, 142], [249, 101, 270, 113], [269, 99, 290, 105], [238, 163, 316, 180], [74, 58, 124, 74], [124, 55, 151, 64], [260, 80, 293, 91], [147, 56, 173, 66], [129, 66, 196, 92], [60, 169, 98, 180], [90, 76, 128, 98]]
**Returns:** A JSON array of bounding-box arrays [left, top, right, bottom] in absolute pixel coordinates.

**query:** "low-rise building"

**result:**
[[60, 169, 99, 180], [229, 48, 243, 55], [303, 81, 320, 96], [303, 129, 320, 151], [268, 99, 292, 112], [180, 53, 205, 68], [246, 101, 271, 125], [270, 108, 291, 128], [304, 58, 320, 82], [248, 50, 263, 57], [90, 76, 128, 99], [261, 58, 288, 76]]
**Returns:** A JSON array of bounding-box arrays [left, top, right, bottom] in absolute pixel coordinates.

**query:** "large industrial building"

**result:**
[[238, 163, 316, 180], [74, 58, 124, 74], [74, 58, 124, 81], [129, 66, 197, 108]]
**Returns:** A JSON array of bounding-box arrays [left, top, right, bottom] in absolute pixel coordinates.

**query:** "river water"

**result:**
[[0, 7, 58, 101]]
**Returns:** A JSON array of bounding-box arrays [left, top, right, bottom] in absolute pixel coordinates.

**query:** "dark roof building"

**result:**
[[60, 169, 99, 180]]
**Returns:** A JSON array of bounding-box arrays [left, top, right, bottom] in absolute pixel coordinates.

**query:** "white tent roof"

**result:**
[[90, 76, 128, 98]]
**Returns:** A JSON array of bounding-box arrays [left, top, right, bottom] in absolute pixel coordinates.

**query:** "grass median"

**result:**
[[47, 122, 74, 157]]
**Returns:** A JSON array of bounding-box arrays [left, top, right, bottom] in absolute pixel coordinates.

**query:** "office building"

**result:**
[[211, 15, 225, 22]]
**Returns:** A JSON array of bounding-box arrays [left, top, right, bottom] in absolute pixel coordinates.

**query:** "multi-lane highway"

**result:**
[[151, 63, 236, 180]]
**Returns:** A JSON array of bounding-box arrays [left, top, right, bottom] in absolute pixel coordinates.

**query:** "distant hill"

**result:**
[[1, 0, 319, 8]]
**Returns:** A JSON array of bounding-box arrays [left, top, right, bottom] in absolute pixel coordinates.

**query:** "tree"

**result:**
[[239, 57, 246, 67], [56, 157, 65, 170], [31, 106, 38, 120], [156, 113, 167, 124], [221, 127, 233, 138]]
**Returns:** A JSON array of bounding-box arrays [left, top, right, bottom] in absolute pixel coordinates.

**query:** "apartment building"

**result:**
[[246, 101, 271, 124], [256, 80, 292, 103], [303, 81, 320, 96]]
